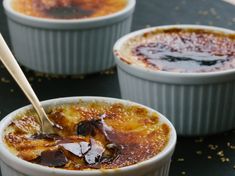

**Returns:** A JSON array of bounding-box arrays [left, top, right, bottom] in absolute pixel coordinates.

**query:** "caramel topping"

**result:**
[[12, 0, 127, 19], [124, 28, 235, 73], [4, 101, 170, 170]]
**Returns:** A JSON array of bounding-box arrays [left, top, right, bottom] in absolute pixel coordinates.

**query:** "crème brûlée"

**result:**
[[117, 28, 235, 73], [4, 101, 170, 170], [12, 0, 127, 19]]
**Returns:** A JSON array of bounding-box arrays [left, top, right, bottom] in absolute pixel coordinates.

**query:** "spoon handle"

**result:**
[[0, 34, 51, 132]]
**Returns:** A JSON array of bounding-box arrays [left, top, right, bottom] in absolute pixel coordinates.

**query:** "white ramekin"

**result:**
[[0, 96, 176, 176], [3, 0, 135, 75], [114, 24, 235, 136]]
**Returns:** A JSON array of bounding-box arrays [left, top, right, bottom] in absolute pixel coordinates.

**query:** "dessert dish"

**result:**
[[3, 0, 135, 74], [114, 25, 235, 135], [0, 97, 176, 176]]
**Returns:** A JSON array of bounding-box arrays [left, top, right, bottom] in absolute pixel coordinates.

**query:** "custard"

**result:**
[[12, 0, 127, 19], [4, 101, 169, 170], [118, 28, 235, 73]]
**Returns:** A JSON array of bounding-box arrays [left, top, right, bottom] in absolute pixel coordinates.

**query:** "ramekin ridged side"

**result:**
[[146, 160, 171, 176], [7, 17, 132, 74], [3, 0, 135, 75], [0, 160, 171, 176], [1, 161, 26, 176], [0, 97, 176, 176], [117, 66, 235, 135], [114, 25, 235, 136]]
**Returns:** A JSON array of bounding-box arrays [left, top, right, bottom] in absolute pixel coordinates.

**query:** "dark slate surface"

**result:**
[[1, 0, 235, 175]]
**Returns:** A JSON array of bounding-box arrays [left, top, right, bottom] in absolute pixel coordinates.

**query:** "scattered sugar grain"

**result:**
[[207, 155, 212, 159], [196, 150, 202, 155], [230, 145, 235, 150], [220, 157, 230, 163], [177, 158, 185, 162], [195, 138, 204, 143], [217, 150, 224, 157], [100, 68, 115, 75], [208, 144, 218, 150], [1, 77, 10, 83]]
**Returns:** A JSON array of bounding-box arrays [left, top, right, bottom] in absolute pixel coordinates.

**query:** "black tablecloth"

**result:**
[[1, 0, 235, 175]]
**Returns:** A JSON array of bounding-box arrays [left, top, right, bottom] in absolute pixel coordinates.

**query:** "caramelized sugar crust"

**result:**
[[12, 0, 127, 19], [4, 101, 170, 170], [120, 28, 235, 73]]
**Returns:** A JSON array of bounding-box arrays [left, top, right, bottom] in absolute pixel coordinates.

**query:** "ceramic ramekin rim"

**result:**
[[0, 96, 176, 176], [114, 24, 235, 84], [3, 0, 136, 29]]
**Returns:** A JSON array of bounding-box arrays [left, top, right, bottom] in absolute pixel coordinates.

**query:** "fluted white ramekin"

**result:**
[[0, 97, 176, 176], [3, 0, 135, 75], [114, 25, 235, 136]]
